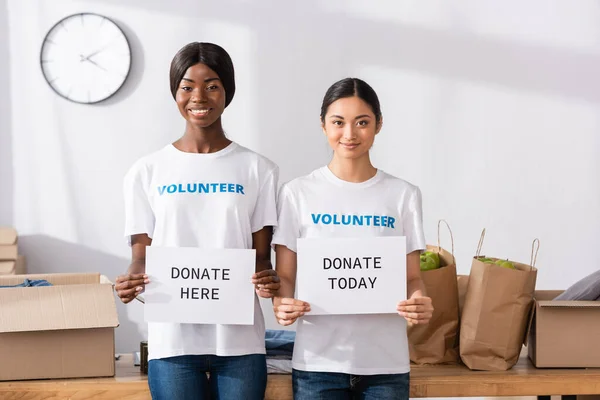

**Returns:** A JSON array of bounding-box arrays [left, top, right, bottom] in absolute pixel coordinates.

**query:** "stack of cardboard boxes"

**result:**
[[0, 227, 26, 275]]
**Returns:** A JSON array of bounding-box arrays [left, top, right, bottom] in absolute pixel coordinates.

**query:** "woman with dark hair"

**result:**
[[272, 78, 433, 399], [115, 42, 279, 399]]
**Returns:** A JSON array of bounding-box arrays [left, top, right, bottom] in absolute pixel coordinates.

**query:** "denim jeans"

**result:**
[[148, 354, 266, 400], [293, 368, 410, 400]]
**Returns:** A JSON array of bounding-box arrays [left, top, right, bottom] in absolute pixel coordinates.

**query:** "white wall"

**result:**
[[0, 0, 12, 226], [4, 0, 600, 369]]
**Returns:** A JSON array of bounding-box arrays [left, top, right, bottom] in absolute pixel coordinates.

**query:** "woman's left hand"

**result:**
[[397, 296, 433, 325], [252, 269, 280, 298]]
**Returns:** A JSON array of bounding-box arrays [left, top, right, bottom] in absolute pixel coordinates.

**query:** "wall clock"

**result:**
[[40, 13, 132, 104]]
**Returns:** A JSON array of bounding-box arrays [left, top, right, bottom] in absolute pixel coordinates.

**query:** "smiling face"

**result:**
[[175, 63, 226, 128], [322, 95, 382, 160]]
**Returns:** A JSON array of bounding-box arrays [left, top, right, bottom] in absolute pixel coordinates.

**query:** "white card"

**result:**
[[144, 247, 256, 325], [297, 237, 406, 315]]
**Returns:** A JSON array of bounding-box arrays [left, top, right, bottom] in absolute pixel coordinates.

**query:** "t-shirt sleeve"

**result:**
[[403, 185, 426, 254], [123, 161, 155, 245], [251, 165, 279, 233], [271, 184, 300, 253]]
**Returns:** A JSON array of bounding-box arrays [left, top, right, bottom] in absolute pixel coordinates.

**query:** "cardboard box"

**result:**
[[528, 290, 600, 368], [0, 245, 17, 261], [0, 255, 26, 276], [0, 227, 17, 245], [0, 227, 18, 262], [0, 261, 15, 275], [0, 273, 119, 380]]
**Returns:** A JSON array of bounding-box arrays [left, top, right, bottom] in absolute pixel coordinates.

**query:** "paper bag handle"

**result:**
[[530, 238, 540, 269], [437, 219, 456, 263], [475, 228, 486, 258]]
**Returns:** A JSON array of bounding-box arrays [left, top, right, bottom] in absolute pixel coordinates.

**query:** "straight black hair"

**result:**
[[169, 42, 236, 107], [320, 78, 382, 124]]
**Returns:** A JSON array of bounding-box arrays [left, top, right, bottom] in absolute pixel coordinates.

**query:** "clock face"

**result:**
[[40, 13, 131, 104]]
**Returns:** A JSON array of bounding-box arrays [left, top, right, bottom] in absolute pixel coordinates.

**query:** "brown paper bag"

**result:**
[[459, 230, 539, 370], [408, 220, 460, 364], [457, 274, 469, 317]]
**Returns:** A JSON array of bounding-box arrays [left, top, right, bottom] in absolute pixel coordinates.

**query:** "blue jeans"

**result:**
[[148, 354, 266, 400], [292, 369, 409, 400]]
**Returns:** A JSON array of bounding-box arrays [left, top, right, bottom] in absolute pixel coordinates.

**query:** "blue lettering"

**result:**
[[155, 183, 245, 196], [310, 213, 396, 229]]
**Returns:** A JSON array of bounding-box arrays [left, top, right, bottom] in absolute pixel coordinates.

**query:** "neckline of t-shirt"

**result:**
[[167, 141, 238, 158], [319, 165, 383, 189]]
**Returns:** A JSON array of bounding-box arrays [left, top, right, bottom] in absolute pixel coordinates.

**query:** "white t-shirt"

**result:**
[[123, 142, 278, 361], [272, 166, 426, 375]]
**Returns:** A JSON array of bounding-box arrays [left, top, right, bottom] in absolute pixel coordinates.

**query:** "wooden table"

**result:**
[[410, 356, 600, 398], [1, 353, 599, 399]]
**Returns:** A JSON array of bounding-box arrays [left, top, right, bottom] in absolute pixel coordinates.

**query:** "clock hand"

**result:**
[[83, 58, 108, 72], [81, 48, 105, 62], [80, 39, 116, 61]]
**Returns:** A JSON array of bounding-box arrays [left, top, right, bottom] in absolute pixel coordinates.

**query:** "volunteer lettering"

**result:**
[[158, 183, 245, 195], [311, 213, 395, 228]]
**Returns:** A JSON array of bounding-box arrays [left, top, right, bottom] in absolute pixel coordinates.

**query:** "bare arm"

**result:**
[[406, 250, 426, 299], [251, 226, 280, 298], [252, 226, 274, 273], [115, 234, 152, 304], [274, 244, 297, 299], [397, 250, 433, 325], [272, 245, 310, 326]]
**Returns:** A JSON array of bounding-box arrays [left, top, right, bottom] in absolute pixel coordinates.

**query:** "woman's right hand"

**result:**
[[115, 273, 149, 304], [273, 297, 311, 326]]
